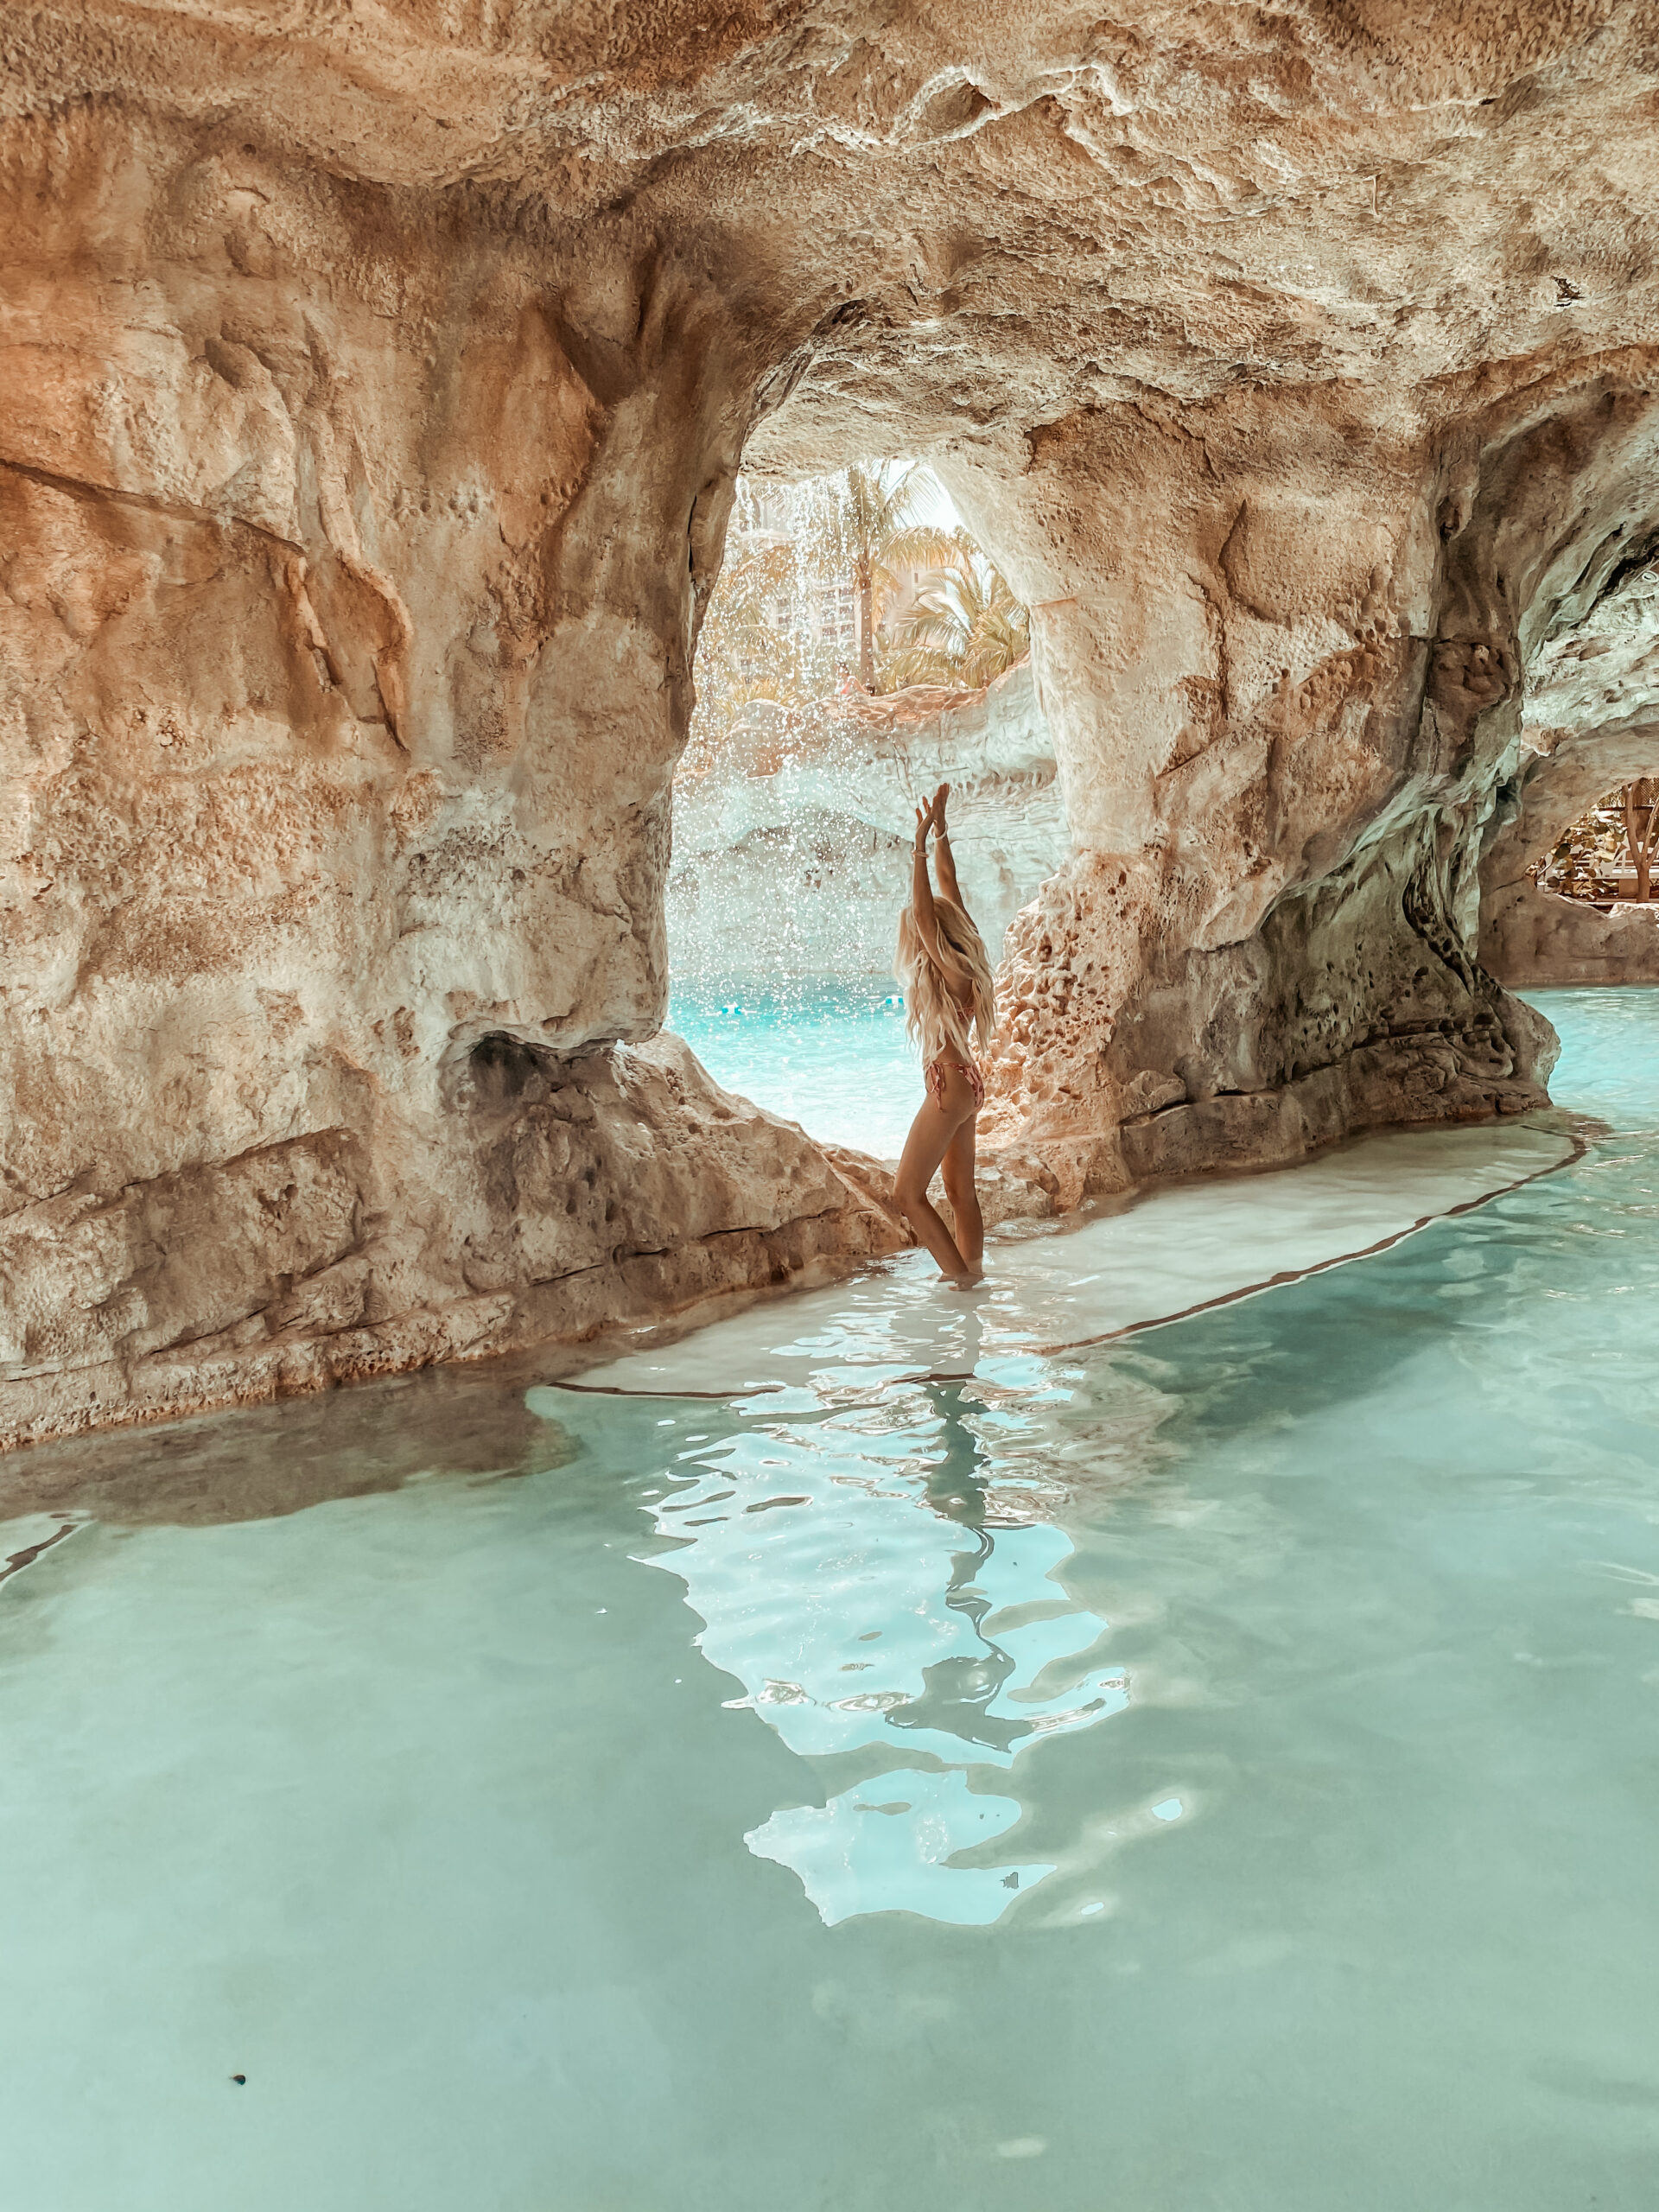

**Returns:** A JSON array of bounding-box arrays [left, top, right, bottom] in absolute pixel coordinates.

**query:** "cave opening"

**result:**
[[1529, 781, 1659, 907], [1483, 756, 1659, 990], [665, 457, 1060, 1155], [1455, 404, 1659, 996]]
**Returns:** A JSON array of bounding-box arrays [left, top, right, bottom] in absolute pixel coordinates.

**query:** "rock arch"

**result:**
[[8, 4, 1659, 1441], [1475, 397, 1659, 987], [1482, 742, 1659, 987]]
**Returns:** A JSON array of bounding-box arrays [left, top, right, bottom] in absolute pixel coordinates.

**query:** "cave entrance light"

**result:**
[[664, 460, 1059, 1157], [1529, 782, 1659, 907]]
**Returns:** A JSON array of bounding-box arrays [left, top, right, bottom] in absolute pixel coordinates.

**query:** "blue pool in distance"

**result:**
[[669, 975, 920, 1154], [668, 980, 1654, 1162]]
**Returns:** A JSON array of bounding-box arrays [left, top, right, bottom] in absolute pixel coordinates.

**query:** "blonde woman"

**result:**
[[893, 782, 997, 1289]]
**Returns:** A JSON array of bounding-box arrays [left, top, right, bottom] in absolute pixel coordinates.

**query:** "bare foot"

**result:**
[[947, 1270, 986, 1291]]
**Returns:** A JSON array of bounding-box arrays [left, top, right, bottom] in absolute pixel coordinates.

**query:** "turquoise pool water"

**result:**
[[670, 976, 918, 1154], [3, 990, 1659, 2209]]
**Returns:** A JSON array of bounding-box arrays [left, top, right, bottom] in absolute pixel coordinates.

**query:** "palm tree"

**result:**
[[821, 464, 960, 690], [886, 538, 1032, 690], [683, 468, 1029, 780]]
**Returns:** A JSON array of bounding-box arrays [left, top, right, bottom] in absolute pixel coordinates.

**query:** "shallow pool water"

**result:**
[[4, 990, 1659, 2209], [669, 976, 918, 1154]]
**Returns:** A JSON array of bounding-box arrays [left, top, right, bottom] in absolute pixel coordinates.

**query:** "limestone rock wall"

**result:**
[[1484, 885, 1659, 988], [12, 1, 1659, 1440], [1480, 563, 1659, 987], [0, 105, 901, 1446], [946, 384, 1596, 1198]]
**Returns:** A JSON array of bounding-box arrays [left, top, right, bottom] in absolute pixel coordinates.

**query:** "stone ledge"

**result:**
[[1483, 880, 1659, 987], [0, 1035, 906, 1453], [0, 1198, 901, 1453]]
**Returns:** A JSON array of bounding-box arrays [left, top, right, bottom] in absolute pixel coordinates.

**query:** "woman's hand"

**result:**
[[913, 796, 940, 849], [928, 781, 965, 906]]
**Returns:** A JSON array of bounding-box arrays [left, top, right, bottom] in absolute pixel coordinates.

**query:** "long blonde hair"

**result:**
[[895, 898, 998, 1066]]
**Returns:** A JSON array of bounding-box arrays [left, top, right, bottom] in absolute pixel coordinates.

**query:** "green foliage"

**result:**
[[683, 465, 1032, 778], [882, 532, 1032, 691], [823, 463, 960, 683], [683, 531, 807, 772]]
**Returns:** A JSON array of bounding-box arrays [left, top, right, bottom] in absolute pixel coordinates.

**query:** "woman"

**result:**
[[893, 782, 998, 1289]]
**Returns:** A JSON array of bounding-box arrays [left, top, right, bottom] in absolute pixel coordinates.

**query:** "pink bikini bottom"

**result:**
[[925, 1057, 985, 1113]]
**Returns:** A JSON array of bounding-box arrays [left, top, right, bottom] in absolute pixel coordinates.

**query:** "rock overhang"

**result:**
[[10, 2, 1659, 1441]]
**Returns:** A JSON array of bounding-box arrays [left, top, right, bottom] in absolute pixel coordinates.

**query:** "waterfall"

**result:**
[[668, 467, 1064, 1001]]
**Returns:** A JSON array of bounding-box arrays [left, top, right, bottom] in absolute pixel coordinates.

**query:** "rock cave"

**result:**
[[16, 11, 1659, 2204], [9, 2, 1659, 1445]]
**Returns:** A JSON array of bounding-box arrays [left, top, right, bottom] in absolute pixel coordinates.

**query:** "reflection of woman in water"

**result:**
[[888, 1376, 1025, 1755], [893, 781, 997, 1289]]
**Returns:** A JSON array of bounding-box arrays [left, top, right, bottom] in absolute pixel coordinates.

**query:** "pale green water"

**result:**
[[669, 976, 918, 1154], [2, 989, 1658, 2209]]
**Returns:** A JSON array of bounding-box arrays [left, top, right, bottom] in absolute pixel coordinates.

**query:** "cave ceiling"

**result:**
[[10, 1, 1659, 1443], [25, 1, 1659, 754], [16, 0, 1659, 472]]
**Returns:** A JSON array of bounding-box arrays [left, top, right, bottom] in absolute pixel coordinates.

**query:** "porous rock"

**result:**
[[10, 3, 1659, 1440]]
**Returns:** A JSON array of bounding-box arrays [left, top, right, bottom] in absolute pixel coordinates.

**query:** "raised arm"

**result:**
[[910, 796, 975, 991], [929, 782, 966, 909]]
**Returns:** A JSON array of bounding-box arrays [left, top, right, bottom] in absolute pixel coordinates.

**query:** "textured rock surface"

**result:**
[[669, 659, 1062, 975], [0, 1030, 901, 1447], [1484, 884, 1659, 988], [1481, 556, 1659, 983], [12, 2, 1659, 1439]]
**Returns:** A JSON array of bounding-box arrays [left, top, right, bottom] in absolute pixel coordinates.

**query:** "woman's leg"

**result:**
[[940, 1112, 982, 1271], [893, 1071, 978, 1284]]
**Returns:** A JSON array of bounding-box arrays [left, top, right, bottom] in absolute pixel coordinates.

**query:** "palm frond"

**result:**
[[883, 547, 1031, 691]]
